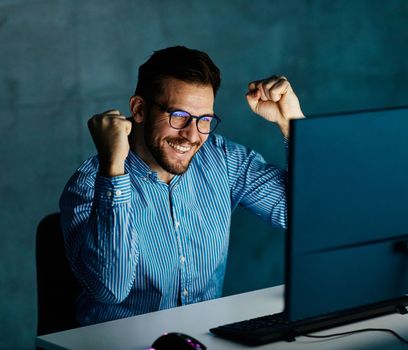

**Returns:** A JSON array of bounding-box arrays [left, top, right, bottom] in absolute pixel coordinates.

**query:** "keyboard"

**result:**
[[210, 298, 408, 346], [210, 312, 300, 346]]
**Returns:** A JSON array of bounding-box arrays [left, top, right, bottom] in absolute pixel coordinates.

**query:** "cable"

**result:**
[[304, 328, 408, 345]]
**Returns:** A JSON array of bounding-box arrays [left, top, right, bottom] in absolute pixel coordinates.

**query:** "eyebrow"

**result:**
[[167, 106, 215, 117], [152, 100, 214, 117]]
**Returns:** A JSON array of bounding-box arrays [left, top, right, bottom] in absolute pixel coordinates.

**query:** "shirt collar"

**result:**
[[126, 150, 182, 185], [126, 150, 158, 180]]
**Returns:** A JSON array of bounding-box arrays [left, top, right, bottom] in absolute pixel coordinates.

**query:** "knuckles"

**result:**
[[249, 76, 289, 90], [88, 112, 128, 132]]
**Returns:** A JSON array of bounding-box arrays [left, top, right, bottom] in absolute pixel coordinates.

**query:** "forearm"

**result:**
[[60, 170, 138, 304], [239, 165, 288, 229], [224, 135, 288, 228]]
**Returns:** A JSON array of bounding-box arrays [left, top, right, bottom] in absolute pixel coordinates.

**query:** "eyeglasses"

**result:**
[[149, 100, 221, 134]]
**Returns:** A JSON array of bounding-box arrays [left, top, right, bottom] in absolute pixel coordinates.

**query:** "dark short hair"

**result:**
[[134, 46, 221, 99]]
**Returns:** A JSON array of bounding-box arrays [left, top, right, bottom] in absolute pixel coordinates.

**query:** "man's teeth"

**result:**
[[167, 141, 192, 152]]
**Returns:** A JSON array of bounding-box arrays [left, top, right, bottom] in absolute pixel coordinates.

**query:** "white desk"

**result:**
[[36, 285, 408, 349]]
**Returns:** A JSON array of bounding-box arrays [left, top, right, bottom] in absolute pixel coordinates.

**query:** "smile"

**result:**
[[167, 140, 193, 153]]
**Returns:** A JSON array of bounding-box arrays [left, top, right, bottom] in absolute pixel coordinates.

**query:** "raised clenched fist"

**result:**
[[88, 110, 132, 177], [246, 76, 305, 138]]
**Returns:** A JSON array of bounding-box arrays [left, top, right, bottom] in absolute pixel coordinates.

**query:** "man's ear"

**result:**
[[129, 95, 145, 123]]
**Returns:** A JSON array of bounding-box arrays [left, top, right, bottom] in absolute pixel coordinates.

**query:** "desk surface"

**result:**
[[36, 285, 408, 350]]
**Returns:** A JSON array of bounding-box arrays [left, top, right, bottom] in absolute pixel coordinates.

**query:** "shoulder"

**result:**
[[202, 133, 251, 155], [202, 133, 257, 161], [68, 155, 99, 187], [77, 155, 99, 173]]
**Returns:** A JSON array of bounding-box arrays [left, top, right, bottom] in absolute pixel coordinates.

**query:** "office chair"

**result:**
[[36, 213, 81, 336]]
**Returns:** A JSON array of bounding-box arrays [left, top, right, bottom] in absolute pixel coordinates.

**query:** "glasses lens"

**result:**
[[197, 115, 218, 134], [170, 111, 191, 129]]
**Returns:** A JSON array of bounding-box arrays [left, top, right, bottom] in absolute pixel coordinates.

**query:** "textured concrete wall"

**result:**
[[0, 0, 407, 348]]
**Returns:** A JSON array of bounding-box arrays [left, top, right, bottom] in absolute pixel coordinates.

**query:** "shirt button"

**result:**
[[180, 256, 186, 264], [183, 289, 188, 296], [106, 191, 112, 197], [175, 221, 180, 229], [115, 189, 122, 196]]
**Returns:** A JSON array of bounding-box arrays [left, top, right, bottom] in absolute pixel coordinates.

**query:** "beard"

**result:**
[[144, 113, 200, 175]]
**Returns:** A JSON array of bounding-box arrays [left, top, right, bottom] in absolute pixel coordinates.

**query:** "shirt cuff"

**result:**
[[283, 137, 289, 169], [94, 173, 131, 206]]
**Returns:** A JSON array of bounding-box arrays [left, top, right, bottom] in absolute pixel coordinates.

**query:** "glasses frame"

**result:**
[[149, 100, 221, 135]]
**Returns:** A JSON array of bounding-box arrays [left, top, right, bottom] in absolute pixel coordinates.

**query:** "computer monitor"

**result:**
[[210, 106, 408, 345], [286, 106, 408, 321]]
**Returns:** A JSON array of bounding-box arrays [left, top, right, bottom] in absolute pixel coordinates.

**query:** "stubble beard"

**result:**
[[144, 116, 199, 176]]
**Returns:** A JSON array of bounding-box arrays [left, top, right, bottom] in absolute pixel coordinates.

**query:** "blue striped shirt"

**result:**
[[59, 133, 287, 326]]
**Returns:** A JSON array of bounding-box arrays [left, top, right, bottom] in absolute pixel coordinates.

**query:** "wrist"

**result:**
[[99, 158, 126, 177], [278, 121, 290, 139]]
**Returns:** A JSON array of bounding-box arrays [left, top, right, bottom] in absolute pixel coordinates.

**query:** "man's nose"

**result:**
[[179, 120, 201, 142]]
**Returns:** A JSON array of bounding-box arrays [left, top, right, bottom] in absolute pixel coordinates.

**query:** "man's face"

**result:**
[[143, 78, 214, 176]]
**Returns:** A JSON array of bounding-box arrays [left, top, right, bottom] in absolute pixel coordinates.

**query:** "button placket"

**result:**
[[170, 185, 189, 304]]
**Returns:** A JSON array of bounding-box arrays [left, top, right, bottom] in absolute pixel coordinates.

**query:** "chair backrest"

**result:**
[[36, 213, 81, 336]]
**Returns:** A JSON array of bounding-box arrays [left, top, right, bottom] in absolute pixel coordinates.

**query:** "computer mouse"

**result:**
[[150, 332, 207, 350]]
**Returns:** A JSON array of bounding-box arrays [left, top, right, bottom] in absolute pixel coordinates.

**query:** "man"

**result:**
[[60, 46, 305, 326]]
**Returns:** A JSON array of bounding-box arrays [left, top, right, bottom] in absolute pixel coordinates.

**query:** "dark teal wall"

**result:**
[[0, 1, 407, 349]]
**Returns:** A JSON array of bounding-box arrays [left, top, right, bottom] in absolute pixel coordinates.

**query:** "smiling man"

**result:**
[[130, 78, 216, 181], [60, 46, 305, 326]]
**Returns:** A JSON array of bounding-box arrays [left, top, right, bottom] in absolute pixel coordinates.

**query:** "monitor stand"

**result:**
[[286, 297, 408, 342]]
